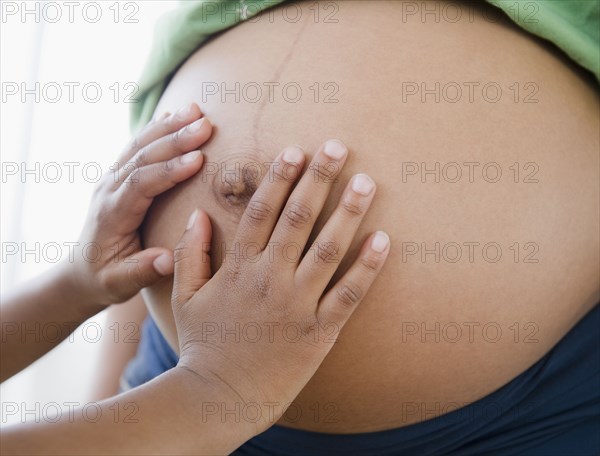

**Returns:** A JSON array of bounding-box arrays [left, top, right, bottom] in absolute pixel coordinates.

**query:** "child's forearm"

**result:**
[[0, 366, 257, 455], [0, 263, 103, 382]]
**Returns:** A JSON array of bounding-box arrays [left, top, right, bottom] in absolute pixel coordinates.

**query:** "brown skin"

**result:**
[[140, 0, 600, 432], [1, 108, 391, 454]]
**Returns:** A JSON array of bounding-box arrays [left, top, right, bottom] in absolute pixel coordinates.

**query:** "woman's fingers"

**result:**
[[117, 116, 212, 185], [269, 140, 348, 262], [172, 209, 213, 310], [112, 149, 205, 221], [233, 146, 305, 248], [115, 103, 202, 168], [296, 173, 376, 295], [316, 231, 390, 328], [106, 112, 212, 230], [98, 247, 175, 303]]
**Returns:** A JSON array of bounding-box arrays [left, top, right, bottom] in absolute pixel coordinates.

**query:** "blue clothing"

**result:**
[[119, 316, 178, 392], [122, 305, 600, 455]]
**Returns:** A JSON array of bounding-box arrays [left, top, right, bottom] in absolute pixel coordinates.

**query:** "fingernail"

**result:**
[[352, 174, 375, 196], [323, 140, 348, 160], [186, 209, 199, 230], [282, 146, 304, 164], [186, 117, 206, 134], [153, 253, 173, 276], [371, 231, 389, 253], [180, 150, 201, 165]]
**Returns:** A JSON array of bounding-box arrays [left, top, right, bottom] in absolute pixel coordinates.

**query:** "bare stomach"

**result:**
[[140, 1, 599, 433]]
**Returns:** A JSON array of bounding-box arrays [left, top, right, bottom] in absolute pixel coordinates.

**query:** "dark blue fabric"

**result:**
[[120, 316, 178, 390], [122, 305, 600, 455]]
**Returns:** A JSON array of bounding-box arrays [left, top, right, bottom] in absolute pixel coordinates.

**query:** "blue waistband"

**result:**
[[123, 304, 600, 455]]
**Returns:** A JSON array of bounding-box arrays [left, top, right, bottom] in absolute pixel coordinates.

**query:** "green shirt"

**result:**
[[131, 0, 600, 132]]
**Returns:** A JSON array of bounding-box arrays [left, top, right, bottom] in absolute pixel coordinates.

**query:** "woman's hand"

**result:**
[[65, 103, 212, 308], [1, 103, 213, 381], [171, 139, 391, 435]]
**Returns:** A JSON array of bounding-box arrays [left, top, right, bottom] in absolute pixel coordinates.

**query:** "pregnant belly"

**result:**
[[140, 0, 599, 433]]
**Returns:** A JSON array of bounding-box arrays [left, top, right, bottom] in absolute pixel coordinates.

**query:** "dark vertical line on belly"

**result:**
[[252, 16, 311, 145]]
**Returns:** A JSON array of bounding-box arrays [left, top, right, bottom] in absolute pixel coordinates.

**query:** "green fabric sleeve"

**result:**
[[130, 0, 284, 132], [487, 0, 599, 82]]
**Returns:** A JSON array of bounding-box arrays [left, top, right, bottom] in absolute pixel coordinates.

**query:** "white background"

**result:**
[[1, 0, 177, 426]]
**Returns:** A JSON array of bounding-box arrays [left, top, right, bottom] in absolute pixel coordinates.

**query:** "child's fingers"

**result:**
[[233, 146, 305, 248], [115, 103, 203, 167], [117, 117, 212, 186], [316, 231, 390, 328], [296, 174, 376, 297], [172, 209, 213, 310], [113, 150, 204, 220], [99, 247, 175, 303], [269, 140, 349, 262]]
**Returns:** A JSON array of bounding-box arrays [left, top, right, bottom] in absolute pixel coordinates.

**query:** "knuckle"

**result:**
[[157, 113, 171, 128], [158, 159, 174, 180], [297, 314, 320, 338], [310, 161, 339, 183], [124, 166, 141, 185], [245, 199, 273, 225], [162, 113, 175, 128], [336, 281, 363, 307], [341, 198, 364, 216], [252, 266, 273, 300], [133, 147, 149, 168], [170, 128, 185, 149], [314, 241, 340, 264], [223, 260, 243, 285], [284, 201, 313, 229], [360, 254, 380, 272], [271, 164, 294, 184]]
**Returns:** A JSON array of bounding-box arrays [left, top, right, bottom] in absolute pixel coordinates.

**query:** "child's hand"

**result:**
[[171, 140, 390, 435], [67, 103, 212, 308]]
